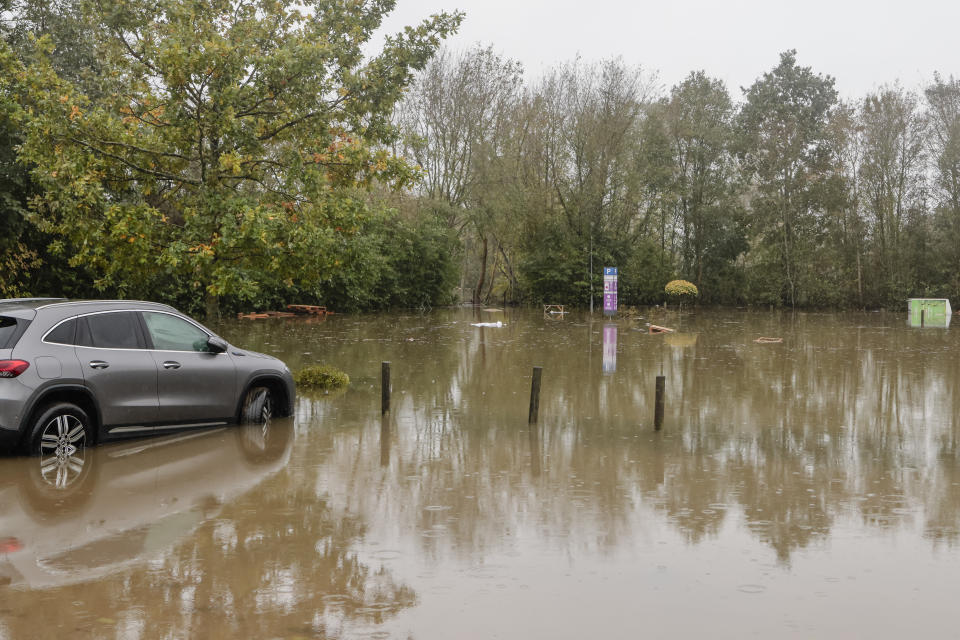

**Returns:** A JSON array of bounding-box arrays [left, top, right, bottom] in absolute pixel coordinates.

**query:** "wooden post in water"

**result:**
[[654, 375, 665, 431], [921, 309, 925, 327], [381, 361, 391, 414], [528, 366, 542, 423]]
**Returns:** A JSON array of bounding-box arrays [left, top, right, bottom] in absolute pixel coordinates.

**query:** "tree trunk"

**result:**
[[473, 235, 488, 305], [483, 248, 500, 304], [205, 290, 220, 321], [498, 242, 520, 303]]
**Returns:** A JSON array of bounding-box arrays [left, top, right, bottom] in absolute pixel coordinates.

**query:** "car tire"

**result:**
[[242, 386, 272, 425], [27, 402, 91, 459], [20, 402, 95, 520]]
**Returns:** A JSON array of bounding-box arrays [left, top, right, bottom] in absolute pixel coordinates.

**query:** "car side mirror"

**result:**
[[207, 336, 228, 353]]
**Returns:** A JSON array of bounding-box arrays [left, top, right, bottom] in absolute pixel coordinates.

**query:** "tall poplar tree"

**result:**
[[663, 71, 743, 300], [737, 50, 838, 307]]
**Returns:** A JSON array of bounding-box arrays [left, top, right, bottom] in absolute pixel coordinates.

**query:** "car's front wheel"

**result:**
[[241, 386, 273, 425]]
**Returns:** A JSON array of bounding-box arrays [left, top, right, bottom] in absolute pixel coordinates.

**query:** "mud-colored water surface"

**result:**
[[2, 308, 960, 639]]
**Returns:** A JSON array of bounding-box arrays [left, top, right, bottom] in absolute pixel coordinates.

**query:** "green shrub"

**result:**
[[294, 365, 350, 390]]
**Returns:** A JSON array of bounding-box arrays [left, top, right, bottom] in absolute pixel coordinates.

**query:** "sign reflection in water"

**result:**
[[602, 323, 617, 374]]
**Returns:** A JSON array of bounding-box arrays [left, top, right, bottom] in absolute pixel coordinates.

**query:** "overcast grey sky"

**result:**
[[378, 0, 960, 99]]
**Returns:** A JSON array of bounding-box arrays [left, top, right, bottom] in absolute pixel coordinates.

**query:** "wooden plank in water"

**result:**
[[648, 324, 675, 334], [287, 304, 328, 315]]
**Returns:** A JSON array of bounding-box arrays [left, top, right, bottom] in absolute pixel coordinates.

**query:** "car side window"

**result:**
[[45, 318, 78, 345], [0, 316, 21, 348], [84, 312, 143, 349], [142, 312, 210, 352]]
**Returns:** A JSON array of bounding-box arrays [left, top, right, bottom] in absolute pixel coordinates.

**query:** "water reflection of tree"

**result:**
[[214, 310, 960, 567], [289, 309, 960, 565]]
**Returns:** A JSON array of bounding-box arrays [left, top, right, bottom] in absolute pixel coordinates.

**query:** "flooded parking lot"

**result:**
[[2, 308, 960, 639]]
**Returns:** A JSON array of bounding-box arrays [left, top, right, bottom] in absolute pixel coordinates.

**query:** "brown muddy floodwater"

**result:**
[[2, 308, 960, 639]]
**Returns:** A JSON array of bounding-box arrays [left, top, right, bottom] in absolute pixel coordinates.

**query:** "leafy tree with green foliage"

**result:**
[[662, 71, 746, 303], [374, 209, 459, 309], [737, 50, 838, 307], [0, 74, 40, 297], [0, 0, 104, 298], [2, 0, 103, 87], [3, 0, 461, 316]]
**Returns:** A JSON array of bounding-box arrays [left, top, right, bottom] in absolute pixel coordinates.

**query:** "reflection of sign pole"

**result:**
[[603, 267, 618, 316], [602, 324, 617, 374]]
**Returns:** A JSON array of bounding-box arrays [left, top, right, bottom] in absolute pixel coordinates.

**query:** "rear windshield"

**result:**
[[0, 317, 27, 349]]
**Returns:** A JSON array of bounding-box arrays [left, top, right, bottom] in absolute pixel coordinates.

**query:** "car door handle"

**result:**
[[162, 361, 181, 370], [88, 360, 109, 369]]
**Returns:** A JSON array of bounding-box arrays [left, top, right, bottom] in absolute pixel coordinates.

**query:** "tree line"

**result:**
[[398, 47, 960, 310], [2, 1, 959, 314]]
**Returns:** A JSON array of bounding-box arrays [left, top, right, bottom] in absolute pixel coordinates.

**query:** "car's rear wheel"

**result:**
[[26, 402, 90, 483]]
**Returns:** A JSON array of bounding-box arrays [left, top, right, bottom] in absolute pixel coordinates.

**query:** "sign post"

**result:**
[[603, 267, 618, 316]]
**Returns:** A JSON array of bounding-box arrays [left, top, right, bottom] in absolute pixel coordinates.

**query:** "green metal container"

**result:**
[[907, 298, 952, 328]]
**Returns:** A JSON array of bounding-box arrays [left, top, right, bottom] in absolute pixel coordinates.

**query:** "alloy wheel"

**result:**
[[37, 414, 87, 489]]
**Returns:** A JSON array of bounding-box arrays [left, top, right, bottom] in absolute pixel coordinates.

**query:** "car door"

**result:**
[[77, 311, 159, 428], [140, 311, 237, 424]]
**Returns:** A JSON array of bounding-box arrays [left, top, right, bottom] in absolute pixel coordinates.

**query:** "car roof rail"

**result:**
[[35, 299, 177, 310], [0, 297, 67, 304]]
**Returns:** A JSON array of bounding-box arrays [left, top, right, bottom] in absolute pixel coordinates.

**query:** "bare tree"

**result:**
[[396, 45, 523, 302], [925, 74, 960, 295]]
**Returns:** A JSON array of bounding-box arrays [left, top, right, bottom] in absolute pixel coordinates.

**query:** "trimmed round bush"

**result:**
[[664, 280, 699, 298]]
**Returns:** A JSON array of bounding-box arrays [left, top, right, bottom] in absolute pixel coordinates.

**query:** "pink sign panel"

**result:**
[[603, 267, 618, 315]]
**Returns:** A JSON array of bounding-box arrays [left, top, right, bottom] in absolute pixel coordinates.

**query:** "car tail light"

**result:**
[[0, 360, 29, 378], [0, 537, 22, 553]]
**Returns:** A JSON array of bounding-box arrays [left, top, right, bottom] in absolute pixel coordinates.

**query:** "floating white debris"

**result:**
[[471, 321, 503, 328]]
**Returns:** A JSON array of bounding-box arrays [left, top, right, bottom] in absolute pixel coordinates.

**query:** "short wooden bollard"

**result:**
[[654, 375, 665, 431], [381, 361, 391, 414], [528, 366, 542, 423]]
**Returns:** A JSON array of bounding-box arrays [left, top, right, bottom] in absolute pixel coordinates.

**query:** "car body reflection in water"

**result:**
[[0, 413, 417, 640], [0, 420, 293, 589]]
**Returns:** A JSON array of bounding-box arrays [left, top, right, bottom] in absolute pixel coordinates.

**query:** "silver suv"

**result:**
[[0, 299, 295, 457]]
